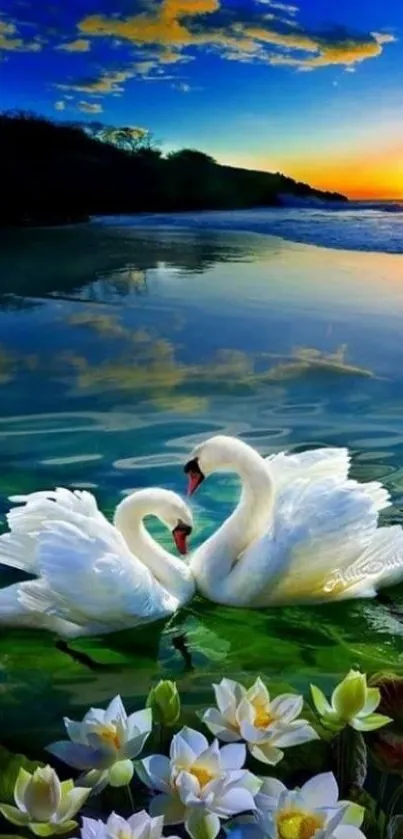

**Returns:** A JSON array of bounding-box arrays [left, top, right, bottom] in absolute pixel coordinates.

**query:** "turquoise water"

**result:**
[[1, 220, 403, 756]]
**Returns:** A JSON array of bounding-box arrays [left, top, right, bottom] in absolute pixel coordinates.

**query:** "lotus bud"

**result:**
[[146, 680, 181, 727], [107, 759, 134, 787]]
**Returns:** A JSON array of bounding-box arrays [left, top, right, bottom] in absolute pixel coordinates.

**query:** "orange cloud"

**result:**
[[77, 0, 394, 81], [56, 67, 136, 94], [0, 14, 42, 51], [56, 38, 91, 52]]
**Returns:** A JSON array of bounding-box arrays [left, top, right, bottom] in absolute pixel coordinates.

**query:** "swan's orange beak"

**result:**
[[172, 522, 192, 555], [184, 458, 205, 496]]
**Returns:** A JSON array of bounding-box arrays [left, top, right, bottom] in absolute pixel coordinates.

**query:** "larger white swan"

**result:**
[[184, 435, 403, 606], [0, 487, 194, 637]]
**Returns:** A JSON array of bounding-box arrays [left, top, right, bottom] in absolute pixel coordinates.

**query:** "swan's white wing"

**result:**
[[0, 488, 105, 573], [266, 447, 352, 495], [17, 516, 176, 629], [238, 475, 397, 606]]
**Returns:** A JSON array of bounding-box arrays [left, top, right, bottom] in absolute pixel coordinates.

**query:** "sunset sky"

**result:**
[[1, 0, 401, 199]]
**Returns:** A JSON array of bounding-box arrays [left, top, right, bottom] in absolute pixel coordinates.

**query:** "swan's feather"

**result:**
[[242, 474, 398, 605], [266, 447, 352, 494], [0, 580, 87, 637], [0, 488, 105, 573], [27, 517, 176, 628]]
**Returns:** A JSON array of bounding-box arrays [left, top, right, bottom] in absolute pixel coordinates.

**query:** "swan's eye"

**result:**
[[172, 521, 192, 555], [184, 458, 205, 496]]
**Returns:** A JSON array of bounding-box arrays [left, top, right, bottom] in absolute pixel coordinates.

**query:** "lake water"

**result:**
[[1, 215, 403, 757]]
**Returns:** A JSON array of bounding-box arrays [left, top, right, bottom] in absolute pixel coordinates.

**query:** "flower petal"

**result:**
[[212, 788, 257, 818], [149, 794, 186, 825], [175, 771, 201, 807], [255, 777, 286, 809], [332, 672, 367, 721], [0, 804, 30, 826], [248, 743, 284, 766], [340, 803, 365, 827], [333, 827, 365, 839], [186, 810, 221, 839], [170, 728, 208, 764], [55, 787, 90, 822], [270, 722, 318, 748], [214, 679, 245, 722], [270, 694, 303, 723], [120, 729, 151, 760], [105, 696, 127, 724], [300, 773, 339, 808], [219, 744, 247, 771], [127, 708, 152, 738], [202, 709, 241, 743], [310, 685, 333, 717], [357, 687, 380, 717], [246, 678, 270, 707], [14, 767, 31, 810], [63, 719, 86, 745], [46, 741, 112, 771], [137, 755, 172, 793], [352, 714, 392, 732]]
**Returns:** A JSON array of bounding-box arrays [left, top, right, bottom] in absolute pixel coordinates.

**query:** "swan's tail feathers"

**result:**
[[0, 580, 91, 638], [360, 481, 391, 513], [0, 532, 37, 573], [267, 447, 351, 495]]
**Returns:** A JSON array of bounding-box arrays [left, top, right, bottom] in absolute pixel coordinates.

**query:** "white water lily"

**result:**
[[203, 678, 318, 765], [137, 727, 261, 839], [311, 670, 392, 733], [47, 695, 151, 793], [254, 772, 365, 839], [76, 811, 181, 839], [0, 765, 89, 836]]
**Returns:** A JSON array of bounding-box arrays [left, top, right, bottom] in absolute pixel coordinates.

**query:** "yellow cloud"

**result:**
[[57, 68, 136, 94], [77, 0, 394, 77], [54, 100, 66, 111], [0, 15, 42, 51], [56, 38, 91, 52]]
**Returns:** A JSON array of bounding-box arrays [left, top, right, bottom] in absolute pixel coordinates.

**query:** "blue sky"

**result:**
[[0, 0, 401, 196]]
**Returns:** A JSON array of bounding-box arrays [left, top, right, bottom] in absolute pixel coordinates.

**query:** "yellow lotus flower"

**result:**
[[311, 669, 392, 732], [0, 765, 89, 836]]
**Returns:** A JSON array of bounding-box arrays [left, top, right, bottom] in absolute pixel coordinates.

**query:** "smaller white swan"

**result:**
[[185, 435, 403, 607], [0, 487, 194, 638]]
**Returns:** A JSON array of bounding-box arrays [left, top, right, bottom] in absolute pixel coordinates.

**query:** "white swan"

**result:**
[[184, 435, 403, 606], [0, 487, 194, 638]]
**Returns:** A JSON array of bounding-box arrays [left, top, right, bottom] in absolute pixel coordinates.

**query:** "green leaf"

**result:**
[[0, 746, 43, 804]]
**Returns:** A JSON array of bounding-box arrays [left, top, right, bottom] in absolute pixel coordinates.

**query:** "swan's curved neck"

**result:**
[[113, 493, 193, 604], [191, 439, 273, 594]]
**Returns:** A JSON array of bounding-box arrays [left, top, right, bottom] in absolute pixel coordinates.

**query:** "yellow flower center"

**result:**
[[96, 723, 121, 749], [254, 706, 275, 728], [190, 765, 215, 788], [277, 812, 324, 839]]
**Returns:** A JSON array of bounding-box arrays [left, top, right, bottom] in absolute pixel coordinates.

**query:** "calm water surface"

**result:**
[[1, 219, 403, 754]]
